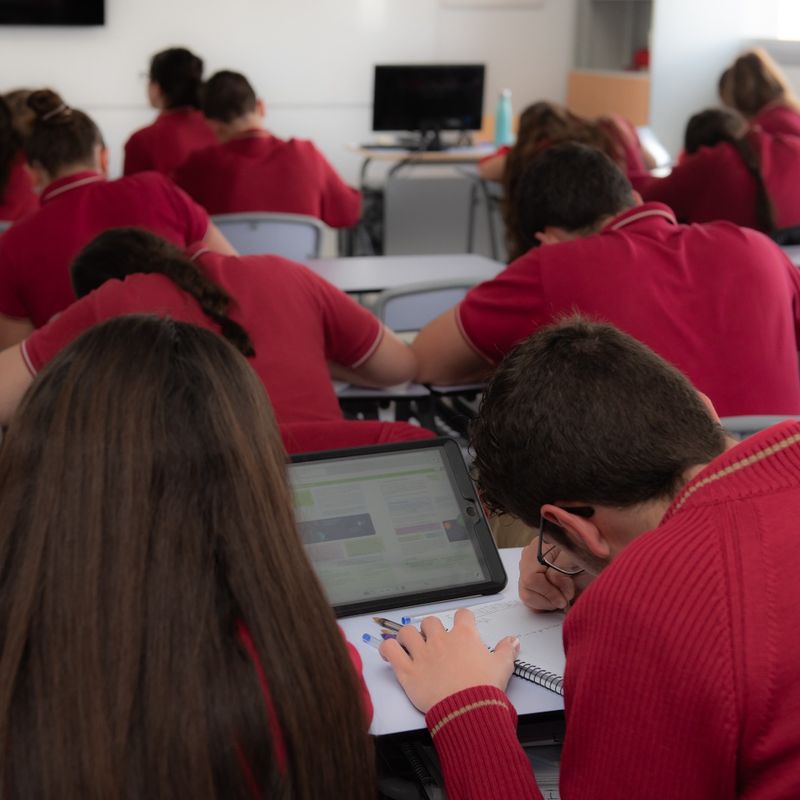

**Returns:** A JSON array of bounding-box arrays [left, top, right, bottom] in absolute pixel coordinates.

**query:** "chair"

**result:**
[[211, 212, 325, 259], [720, 415, 800, 439], [771, 225, 800, 247], [370, 280, 478, 333]]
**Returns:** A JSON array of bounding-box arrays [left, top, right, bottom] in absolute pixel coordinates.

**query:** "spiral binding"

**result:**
[[514, 660, 564, 696]]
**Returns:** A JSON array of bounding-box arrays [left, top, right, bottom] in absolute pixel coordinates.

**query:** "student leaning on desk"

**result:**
[[382, 317, 800, 799]]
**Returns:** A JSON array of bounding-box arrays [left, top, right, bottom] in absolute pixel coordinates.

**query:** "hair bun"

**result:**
[[27, 89, 72, 125]]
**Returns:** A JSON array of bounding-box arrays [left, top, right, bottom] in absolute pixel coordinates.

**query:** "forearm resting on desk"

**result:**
[[329, 327, 417, 388]]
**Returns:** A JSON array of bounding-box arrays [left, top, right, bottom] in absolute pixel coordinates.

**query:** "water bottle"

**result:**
[[494, 89, 513, 147]]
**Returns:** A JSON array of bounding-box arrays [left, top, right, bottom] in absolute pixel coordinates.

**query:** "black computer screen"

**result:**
[[372, 64, 485, 133], [0, 0, 103, 25]]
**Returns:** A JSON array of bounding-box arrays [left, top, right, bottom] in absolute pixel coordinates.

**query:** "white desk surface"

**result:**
[[340, 547, 565, 737], [782, 245, 800, 266], [350, 143, 496, 164], [304, 253, 505, 294]]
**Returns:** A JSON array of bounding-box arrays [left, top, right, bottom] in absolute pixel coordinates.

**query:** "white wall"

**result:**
[[0, 0, 577, 181]]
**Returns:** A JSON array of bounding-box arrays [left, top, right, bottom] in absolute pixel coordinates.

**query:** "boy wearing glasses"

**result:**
[[383, 317, 800, 799]]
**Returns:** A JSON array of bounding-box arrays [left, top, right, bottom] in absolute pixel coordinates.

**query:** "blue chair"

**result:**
[[720, 415, 800, 438]]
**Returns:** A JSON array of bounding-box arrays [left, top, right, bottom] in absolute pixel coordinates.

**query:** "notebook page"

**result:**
[[429, 600, 566, 679]]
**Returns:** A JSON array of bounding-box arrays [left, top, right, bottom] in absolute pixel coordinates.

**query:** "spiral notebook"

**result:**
[[430, 600, 566, 696]]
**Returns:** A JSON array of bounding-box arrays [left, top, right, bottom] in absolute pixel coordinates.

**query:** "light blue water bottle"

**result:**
[[494, 88, 513, 147]]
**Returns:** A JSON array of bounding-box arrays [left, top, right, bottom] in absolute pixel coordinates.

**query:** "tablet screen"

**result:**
[[289, 443, 501, 614]]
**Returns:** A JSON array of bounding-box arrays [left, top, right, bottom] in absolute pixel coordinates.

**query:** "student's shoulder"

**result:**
[[125, 120, 159, 148]]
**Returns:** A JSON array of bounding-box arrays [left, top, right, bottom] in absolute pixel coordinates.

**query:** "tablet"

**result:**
[[289, 437, 507, 617]]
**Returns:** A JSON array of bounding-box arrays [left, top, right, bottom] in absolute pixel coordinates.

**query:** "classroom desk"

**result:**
[[339, 547, 565, 737], [351, 143, 496, 188], [304, 253, 505, 295]]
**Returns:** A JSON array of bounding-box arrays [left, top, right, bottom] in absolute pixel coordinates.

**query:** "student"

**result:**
[[0, 96, 37, 222], [382, 317, 800, 799], [0, 315, 375, 798], [410, 143, 800, 417], [0, 90, 234, 348], [489, 103, 652, 260], [640, 106, 800, 232], [719, 48, 800, 138], [3, 88, 36, 138], [174, 71, 361, 226], [0, 227, 415, 427], [123, 47, 217, 176]]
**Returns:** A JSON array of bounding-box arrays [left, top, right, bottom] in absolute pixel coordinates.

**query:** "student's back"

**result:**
[[641, 128, 800, 231], [174, 71, 360, 226], [176, 132, 361, 224], [0, 90, 232, 344], [0, 96, 37, 223], [15, 229, 416, 426]]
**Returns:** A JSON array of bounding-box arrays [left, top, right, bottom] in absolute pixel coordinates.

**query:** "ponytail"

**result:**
[[71, 228, 256, 357], [0, 97, 19, 203], [25, 89, 104, 177], [730, 135, 776, 234]]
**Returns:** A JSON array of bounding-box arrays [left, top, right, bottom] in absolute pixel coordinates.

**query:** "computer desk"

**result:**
[[339, 547, 565, 737], [303, 253, 504, 295]]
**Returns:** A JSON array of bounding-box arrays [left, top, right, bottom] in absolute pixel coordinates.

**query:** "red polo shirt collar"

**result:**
[[41, 170, 105, 204], [602, 202, 677, 233]]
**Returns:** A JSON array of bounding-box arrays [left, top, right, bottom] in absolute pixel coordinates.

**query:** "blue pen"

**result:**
[[362, 632, 384, 650]]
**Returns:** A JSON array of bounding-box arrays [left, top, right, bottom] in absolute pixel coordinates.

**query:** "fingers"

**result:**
[[492, 635, 521, 686], [419, 615, 446, 640], [452, 607, 476, 629], [379, 637, 411, 671], [396, 623, 426, 656]]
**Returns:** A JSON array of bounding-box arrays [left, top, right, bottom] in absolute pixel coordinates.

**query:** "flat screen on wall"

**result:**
[[0, 0, 104, 25]]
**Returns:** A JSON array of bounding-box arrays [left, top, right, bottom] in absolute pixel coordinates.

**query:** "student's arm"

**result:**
[[0, 314, 34, 350], [477, 153, 507, 182], [203, 222, 238, 256], [411, 308, 493, 385], [0, 345, 34, 426], [329, 327, 416, 387], [382, 610, 542, 800], [316, 145, 362, 228]]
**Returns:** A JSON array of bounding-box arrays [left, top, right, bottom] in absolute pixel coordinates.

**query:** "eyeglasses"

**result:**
[[536, 506, 594, 576]]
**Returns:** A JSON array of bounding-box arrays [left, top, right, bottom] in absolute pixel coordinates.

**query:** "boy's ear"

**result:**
[[540, 504, 612, 561]]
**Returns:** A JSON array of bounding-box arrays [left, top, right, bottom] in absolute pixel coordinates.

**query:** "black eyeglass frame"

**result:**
[[537, 505, 594, 576]]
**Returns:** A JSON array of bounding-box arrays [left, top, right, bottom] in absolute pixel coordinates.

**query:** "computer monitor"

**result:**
[[372, 64, 485, 149], [0, 0, 104, 24]]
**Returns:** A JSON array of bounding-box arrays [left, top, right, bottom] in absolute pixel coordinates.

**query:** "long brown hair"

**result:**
[[0, 315, 374, 798], [0, 96, 19, 203], [502, 102, 621, 261], [719, 48, 800, 118], [71, 228, 255, 357]]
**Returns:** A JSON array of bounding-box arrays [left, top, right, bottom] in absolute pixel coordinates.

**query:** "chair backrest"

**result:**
[[720, 415, 800, 438], [211, 212, 325, 260], [371, 280, 477, 332]]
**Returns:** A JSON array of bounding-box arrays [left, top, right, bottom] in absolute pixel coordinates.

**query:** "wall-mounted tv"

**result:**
[[0, 0, 104, 25]]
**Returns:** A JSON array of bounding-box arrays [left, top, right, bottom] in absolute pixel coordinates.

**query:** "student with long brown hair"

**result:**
[[0, 227, 415, 426], [0, 314, 375, 798], [0, 89, 234, 348], [640, 106, 800, 233], [0, 95, 37, 223], [123, 47, 217, 176], [719, 48, 800, 138]]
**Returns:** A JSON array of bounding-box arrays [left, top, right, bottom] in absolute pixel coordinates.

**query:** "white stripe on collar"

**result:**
[[43, 174, 105, 202], [608, 207, 677, 231], [189, 247, 212, 263]]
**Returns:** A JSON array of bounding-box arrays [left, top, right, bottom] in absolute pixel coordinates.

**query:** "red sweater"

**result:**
[[426, 421, 800, 799]]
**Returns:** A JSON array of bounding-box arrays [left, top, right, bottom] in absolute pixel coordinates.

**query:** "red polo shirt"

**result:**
[[21, 246, 383, 424], [0, 153, 38, 222], [0, 170, 209, 327], [640, 129, 800, 231], [123, 108, 218, 177], [753, 102, 800, 138], [174, 131, 361, 227], [457, 203, 800, 416]]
